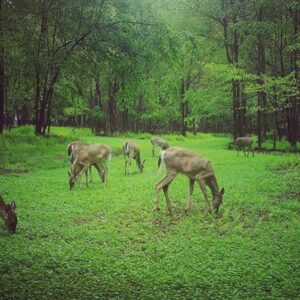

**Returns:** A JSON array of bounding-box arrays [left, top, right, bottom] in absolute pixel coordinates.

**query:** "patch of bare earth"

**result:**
[[0, 168, 30, 174]]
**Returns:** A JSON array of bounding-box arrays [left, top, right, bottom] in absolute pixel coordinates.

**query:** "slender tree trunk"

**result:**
[[0, 0, 5, 134], [35, 0, 48, 135], [180, 79, 187, 136], [93, 79, 102, 135], [192, 118, 196, 135], [256, 5, 266, 149], [232, 81, 240, 139], [286, 7, 299, 152]]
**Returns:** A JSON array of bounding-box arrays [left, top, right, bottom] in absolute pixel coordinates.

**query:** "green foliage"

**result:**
[[0, 130, 300, 299]]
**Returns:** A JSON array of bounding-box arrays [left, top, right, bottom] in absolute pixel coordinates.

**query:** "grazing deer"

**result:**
[[229, 137, 254, 157], [67, 141, 92, 182], [154, 147, 224, 214], [68, 144, 111, 190], [151, 137, 169, 156], [123, 140, 145, 175], [0, 194, 18, 234]]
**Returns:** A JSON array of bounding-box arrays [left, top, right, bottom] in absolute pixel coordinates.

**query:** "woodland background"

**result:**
[[0, 0, 299, 150]]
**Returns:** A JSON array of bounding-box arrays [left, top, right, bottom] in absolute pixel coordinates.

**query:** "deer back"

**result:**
[[0, 195, 18, 234], [236, 137, 253, 146], [76, 144, 111, 165], [67, 141, 89, 163], [123, 140, 140, 158], [151, 137, 169, 149], [162, 147, 215, 179]]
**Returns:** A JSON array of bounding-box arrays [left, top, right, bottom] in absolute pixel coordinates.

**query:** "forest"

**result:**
[[0, 0, 299, 150]]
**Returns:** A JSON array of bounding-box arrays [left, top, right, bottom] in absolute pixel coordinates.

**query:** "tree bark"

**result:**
[[35, 0, 48, 135], [180, 79, 187, 136], [256, 5, 266, 149], [0, 0, 5, 134], [286, 7, 299, 152]]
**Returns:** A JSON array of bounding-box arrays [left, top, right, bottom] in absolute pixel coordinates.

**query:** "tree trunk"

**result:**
[[180, 79, 187, 136], [192, 118, 196, 135], [106, 79, 118, 135], [256, 5, 266, 149], [0, 0, 5, 134], [286, 7, 299, 152], [35, 0, 48, 135]]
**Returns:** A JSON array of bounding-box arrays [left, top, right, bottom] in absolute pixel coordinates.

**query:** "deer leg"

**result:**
[[85, 170, 89, 187], [89, 166, 93, 183], [125, 157, 130, 175], [199, 180, 212, 213], [99, 161, 107, 183], [102, 161, 108, 182], [94, 163, 104, 184], [129, 159, 132, 175], [185, 178, 195, 212], [79, 165, 90, 189], [152, 145, 155, 157], [153, 173, 176, 213], [251, 145, 255, 157], [162, 184, 173, 214]]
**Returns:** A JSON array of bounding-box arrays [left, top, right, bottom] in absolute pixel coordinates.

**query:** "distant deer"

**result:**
[[67, 141, 92, 182], [68, 144, 111, 190], [151, 137, 169, 156], [228, 137, 254, 157], [123, 140, 145, 175], [0, 194, 18, 234], [154, 147, 224, 214]]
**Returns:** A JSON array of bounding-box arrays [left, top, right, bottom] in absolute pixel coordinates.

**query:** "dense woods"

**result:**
[[0, 0, 299, 150]]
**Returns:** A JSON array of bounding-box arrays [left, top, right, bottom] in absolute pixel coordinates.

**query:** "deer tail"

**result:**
[[125, 141, 129, 153], [67, 143, 73, 157], [158, 150, 165, 173]]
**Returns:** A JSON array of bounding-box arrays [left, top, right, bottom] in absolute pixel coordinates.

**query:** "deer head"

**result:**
[[68, 171, 76, 190], [0, 196, 18, 234], [213, 187, 225, 213], [139, 159, 146, 173]]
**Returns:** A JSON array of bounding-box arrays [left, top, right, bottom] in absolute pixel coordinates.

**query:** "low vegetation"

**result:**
[[0, 127, 299, 299]]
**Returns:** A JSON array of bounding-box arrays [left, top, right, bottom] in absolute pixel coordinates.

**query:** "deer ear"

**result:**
[[220, 188, 225, 195], [10, 201, 17, 210]]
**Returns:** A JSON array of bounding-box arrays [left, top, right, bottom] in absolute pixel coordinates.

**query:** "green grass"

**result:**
[[0, 127, 300, 299]]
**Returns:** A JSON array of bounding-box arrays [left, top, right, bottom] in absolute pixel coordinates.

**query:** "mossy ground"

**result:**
[[0, 127, 299, 299]]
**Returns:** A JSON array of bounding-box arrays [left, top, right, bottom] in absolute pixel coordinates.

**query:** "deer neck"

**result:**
[[207, 175, 220, 200], [135, 154, 143, 170]]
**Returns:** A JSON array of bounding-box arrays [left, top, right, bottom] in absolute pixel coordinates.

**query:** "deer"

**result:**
[[0, 194, 18, 234], [228, 137, 254, 157], [153, 147, 225, 214], [123, 140, 145, 175], [67, 141, 93, 183], [151, 137, 169, 156], [68, 144, 112, 190]]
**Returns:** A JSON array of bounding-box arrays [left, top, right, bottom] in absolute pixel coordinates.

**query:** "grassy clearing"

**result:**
[[0, 127, 300, 299]]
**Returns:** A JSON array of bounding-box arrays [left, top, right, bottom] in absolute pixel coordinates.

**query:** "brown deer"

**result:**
[[154, 147, 224, 214], [67, 141, 92, 182], [151, 137, 169, 156], [0, 194, 18, 234], [228, 137, 254, 157], [68, 144, 111, 190], [123, 140, 145, 175]]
